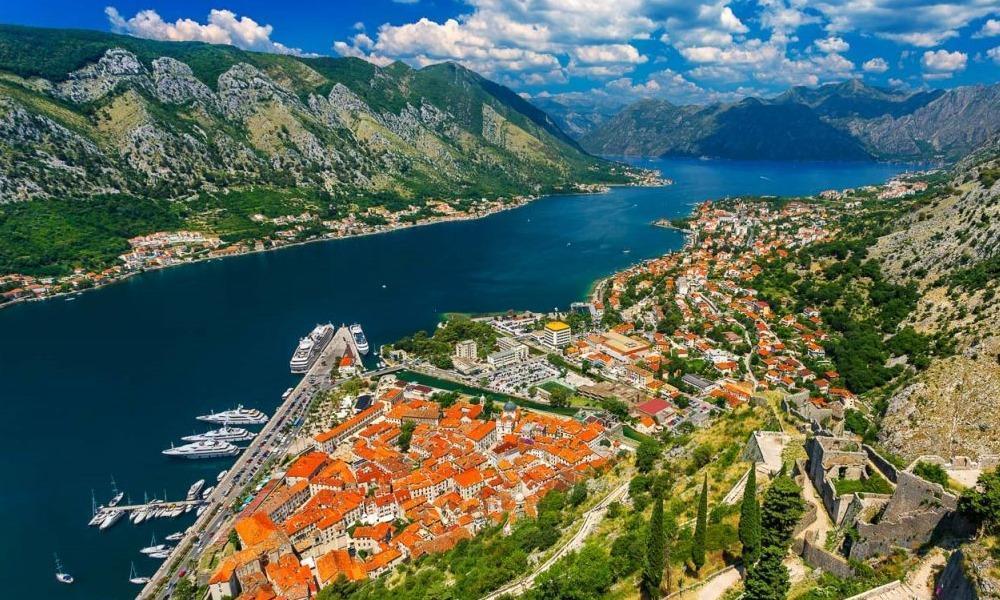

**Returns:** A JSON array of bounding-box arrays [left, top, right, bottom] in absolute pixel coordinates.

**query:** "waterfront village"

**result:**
[[0, 170, 667, 307], [182, 171, 979, 600]]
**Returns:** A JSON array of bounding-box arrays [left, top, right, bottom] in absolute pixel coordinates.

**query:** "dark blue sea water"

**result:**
[[0, 158, 909, 598]]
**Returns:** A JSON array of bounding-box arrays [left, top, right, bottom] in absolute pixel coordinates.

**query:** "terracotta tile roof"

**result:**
[[315, 549, 366, 584], [236, 512, 279, 548]]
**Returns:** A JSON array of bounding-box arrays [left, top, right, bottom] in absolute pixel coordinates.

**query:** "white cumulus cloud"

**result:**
[[862, 57, 889, 73], [976, 19, 1000, 37], [921, 49, 968, 78], [987, 46, 1000, 64], [815, 37, 849, 53], [332, 0, 666, 84], [814, 0, 998, 48], [105, 6, 311, 56]]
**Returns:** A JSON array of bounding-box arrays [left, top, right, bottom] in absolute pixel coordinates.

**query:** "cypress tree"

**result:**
[[743, 544, 790, 600], [642, 494, 665, 599], [739, 466, 761, 565], [691, 475, 708, 571], [760, 474, 805, 549]]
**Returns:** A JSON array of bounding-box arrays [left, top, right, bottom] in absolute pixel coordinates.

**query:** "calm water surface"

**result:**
[[0, 158, 909, 598]]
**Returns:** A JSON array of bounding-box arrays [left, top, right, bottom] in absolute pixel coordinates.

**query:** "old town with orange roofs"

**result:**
[[204, 191, 865, 599]]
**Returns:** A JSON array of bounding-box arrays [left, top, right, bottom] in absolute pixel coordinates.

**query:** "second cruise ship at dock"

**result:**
[[349, 323, 369, 355], [290, 323, 334, 373]]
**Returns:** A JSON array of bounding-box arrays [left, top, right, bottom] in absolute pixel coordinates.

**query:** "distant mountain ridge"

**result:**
[[576, 80, 1000, 162], [0, 24, 618, 203]]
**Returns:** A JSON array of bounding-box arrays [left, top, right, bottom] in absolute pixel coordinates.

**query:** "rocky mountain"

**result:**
[[0, 24, 620, 204], [527, 94, 623, 139], [578, 80, 1000, 162], [869, 137, 1000, 460]]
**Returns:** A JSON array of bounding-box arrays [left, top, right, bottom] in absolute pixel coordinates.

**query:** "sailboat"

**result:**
[[129, 562, 150, 585], [140, 533, 166, 555], [109, 476, 124, 507], [87, 490, 106, 527], [54, 554, 74, 584]]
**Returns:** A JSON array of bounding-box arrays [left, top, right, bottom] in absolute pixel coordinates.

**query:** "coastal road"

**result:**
[[481, 480, 629, 600]]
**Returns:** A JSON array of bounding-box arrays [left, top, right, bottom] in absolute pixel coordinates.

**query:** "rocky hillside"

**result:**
[[870, 137, 1000, 459], [579, 80, 1000, 162], [0, 24, 619, 204]]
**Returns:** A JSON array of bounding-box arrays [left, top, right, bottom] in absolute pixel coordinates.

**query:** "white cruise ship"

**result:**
[[196, 405, 268, 425], [349, 323, 369, 355], [182, 425, 256, 443], [289, 323, 334, 373], [162, 440, 241, 459]]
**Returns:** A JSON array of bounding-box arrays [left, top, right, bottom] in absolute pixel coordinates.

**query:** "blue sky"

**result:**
[[2, 0, 998, 108]]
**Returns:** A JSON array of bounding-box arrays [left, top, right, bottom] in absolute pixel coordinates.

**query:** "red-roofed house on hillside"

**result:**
[[635, 398, 675, 424]]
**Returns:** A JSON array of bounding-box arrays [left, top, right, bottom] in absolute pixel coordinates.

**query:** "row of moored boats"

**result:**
[[162, 406, 268, 458]]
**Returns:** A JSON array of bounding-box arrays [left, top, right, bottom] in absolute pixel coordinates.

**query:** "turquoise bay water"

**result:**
[[0, 158, 909, 598]]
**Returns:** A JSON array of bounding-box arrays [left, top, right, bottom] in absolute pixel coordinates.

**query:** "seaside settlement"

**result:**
[[0, 169, 666, 307], [171, 170, 980, 600]]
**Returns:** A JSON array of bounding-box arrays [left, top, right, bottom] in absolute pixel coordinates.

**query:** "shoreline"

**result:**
[[2, 183, 663, 312]]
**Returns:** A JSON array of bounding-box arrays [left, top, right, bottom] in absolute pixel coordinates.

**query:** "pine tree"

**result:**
[[691, 475, 708, 571], [642, 494, 665, 599], [739, 465, 762, 565]]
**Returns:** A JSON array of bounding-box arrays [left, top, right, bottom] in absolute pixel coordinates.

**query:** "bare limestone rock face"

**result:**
[[56, 48, 151, 103], [216, 63, 303, 121], [0, 96, 119, 201], [151, 58, 215, 107], [881, 340, 1000, 460]]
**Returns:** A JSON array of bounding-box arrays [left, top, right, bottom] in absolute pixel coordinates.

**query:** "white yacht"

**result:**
[[185, 480, 206, 501], [148, 548, 172, 559], [165, 532, 184, 542], [129, 562, 150, 585], [163, 440, 241, 459], [289, 323, 334, 373], [54, 554, 73, 584], [196, 405, 268, 426], [182, 425, 255, 443], [202, 485, 215, 499], [216, 469, 228, 482], [99, 509, 124, 530], [350, 323, 369, 355]]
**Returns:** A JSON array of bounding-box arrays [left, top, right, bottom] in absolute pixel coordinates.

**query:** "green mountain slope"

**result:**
[[0, 23, 621, 205]]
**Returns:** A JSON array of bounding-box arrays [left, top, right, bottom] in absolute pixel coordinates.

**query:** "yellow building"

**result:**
[[544, 321, 572, 347]]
